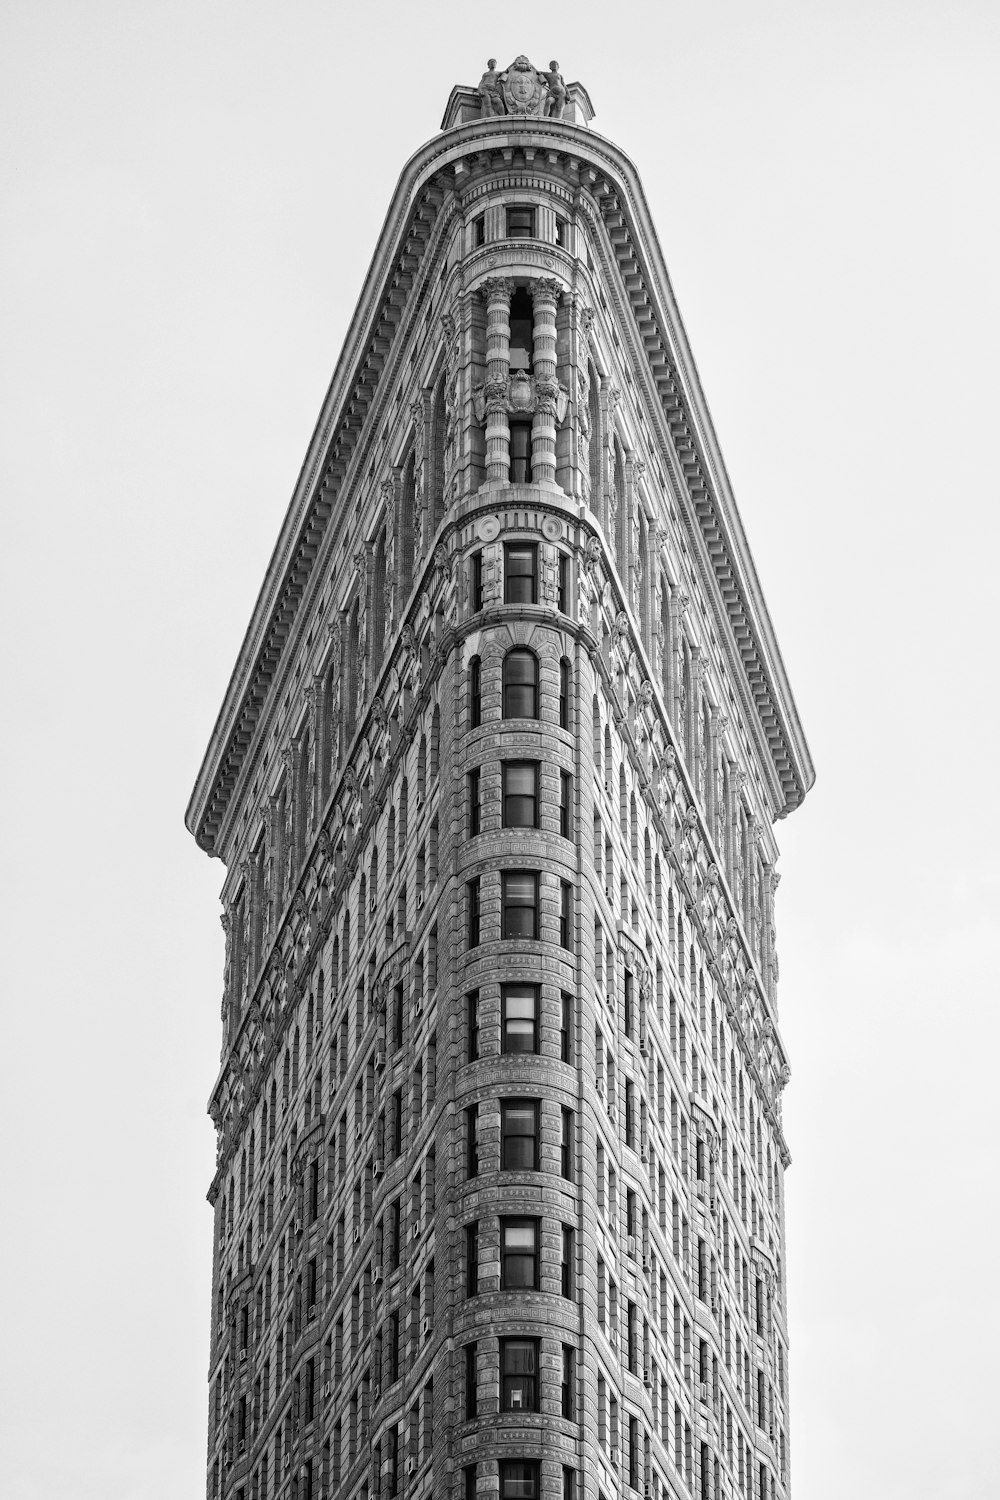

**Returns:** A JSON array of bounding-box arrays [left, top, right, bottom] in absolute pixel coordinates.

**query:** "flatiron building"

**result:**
[[186, 55, 814, 1500]]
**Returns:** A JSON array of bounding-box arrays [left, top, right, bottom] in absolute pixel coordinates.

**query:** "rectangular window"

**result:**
[[502, 983, 539, 1054], [561, 1345, 575, 1420], [561, 1224, 575, 1299], [474, 215, 485, 247], [506, 206, 536, 240], [624, 970, 634, 1037], [467, 989, 480, 1062], [504, 542, 538, 604], [468, 769, 481, 836], [560, 991, 572, 1063], [500, 1218, 539, 1289], [555, 216, 567, 248], [560, 881, 573, 949], [501, 1099, 539, 1170], [464, 1466, 477, 1500], [501, 871, 538, 939], [557, 551, 569, 611], [560, 1107, 574, 1180], [466, 1105, 479, 1178], [500, 1338, 539, 1411], [509, 422, 532, 484], [559, 658, 570, 730], [503, 762, 539, 827], [471, 550, 484, 611], [559, 771, 572, 839], [465, 1342, 478, 1419], [467, 878, 481, 947], [466, 1223, 479, 1296]]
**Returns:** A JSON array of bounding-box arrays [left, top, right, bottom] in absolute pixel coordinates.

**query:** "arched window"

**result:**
[[503, 649, 538, 719], [469, 656, 482, 728]]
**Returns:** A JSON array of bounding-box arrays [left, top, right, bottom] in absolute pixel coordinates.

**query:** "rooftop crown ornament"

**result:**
[[477, 55, 567, 118]]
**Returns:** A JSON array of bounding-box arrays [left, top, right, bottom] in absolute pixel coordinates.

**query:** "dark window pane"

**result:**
[[559, 659, 570, 729], [502, 871, 538, 939], [470, 657, 482, 728], [501, 1219, 538, 1289], [503, 762, 538, 827], [509, 422, 532, 484], [503, 650, 538, 719], [506, 207, 535, 239], [503, 984, 538, 1054], [501, 1101, 538, 1170], [505, 543, 537, 604], [501, 1340, 538, 1412]]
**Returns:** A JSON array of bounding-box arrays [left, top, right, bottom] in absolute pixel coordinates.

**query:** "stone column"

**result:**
[[530, 278, 562, 487], [481, 278, 514, 483]]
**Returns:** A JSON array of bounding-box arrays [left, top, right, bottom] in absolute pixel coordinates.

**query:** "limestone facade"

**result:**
[[186, 56, 813, 1500]]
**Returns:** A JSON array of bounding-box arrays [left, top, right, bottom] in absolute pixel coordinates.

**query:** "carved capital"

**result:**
[[530, 277, 563, 305], [480, 275, 516, 305]]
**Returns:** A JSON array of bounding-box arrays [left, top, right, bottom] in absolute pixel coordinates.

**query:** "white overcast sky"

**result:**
[[2, 3, 998, 1497]]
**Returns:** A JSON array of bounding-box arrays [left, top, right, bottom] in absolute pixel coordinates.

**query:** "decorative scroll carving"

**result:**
[[473, 372, 568, 425]]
